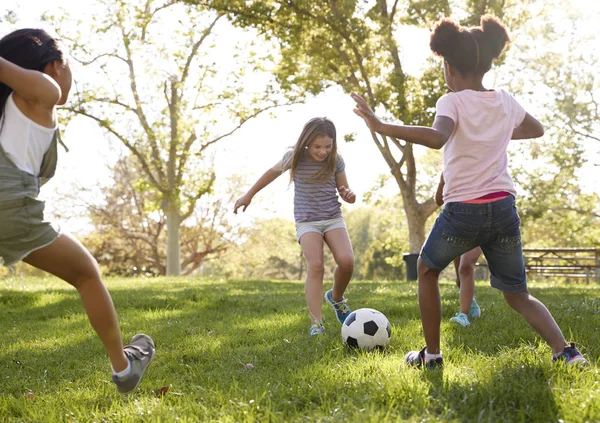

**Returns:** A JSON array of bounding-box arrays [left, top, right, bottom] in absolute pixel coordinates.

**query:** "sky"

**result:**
[[1, 0, 599, 233]]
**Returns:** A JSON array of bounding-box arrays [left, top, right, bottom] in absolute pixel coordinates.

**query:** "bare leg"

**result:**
[[323, 228, 354, 302], [503, 290, 567, 354], [452, 256, 461, 288], [457, 247, 481, 315], [417, 258, 442, 354], [299, 233, 325, 324], [23, 233, 128, 372]]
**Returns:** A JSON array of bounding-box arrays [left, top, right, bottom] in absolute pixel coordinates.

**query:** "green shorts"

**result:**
[[0, 176, 60, 267]]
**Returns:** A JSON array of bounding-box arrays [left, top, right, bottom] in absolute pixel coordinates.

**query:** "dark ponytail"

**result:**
[[0, 29, 64, 123], [430, 14, 509, 76]]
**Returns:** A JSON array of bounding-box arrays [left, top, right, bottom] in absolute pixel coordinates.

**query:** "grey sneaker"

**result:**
[[112, 334, 155, 393]]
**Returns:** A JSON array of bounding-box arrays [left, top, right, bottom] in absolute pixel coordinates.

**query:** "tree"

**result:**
[[79, 155, 240, 276], [45, 0, 297, 275], [194, 0, 533, 253], [498, 3, 600, 247]]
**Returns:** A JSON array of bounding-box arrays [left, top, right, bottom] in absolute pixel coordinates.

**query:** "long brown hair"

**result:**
[[286, 117, 337, 183]]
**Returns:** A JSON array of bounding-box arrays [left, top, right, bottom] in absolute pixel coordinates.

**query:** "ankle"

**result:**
[[112, 357, 132, 377], [424, 349, 442, 362]]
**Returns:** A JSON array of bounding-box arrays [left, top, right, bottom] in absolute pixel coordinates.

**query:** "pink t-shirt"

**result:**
[[436, 89, 526, 203]]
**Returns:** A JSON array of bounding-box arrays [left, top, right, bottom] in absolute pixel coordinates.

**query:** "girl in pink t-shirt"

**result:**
[[351, 15, 587, 368]]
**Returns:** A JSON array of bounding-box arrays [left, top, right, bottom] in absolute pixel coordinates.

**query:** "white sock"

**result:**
[[425, 349, 442, 363], [112, 358, 131, 378]]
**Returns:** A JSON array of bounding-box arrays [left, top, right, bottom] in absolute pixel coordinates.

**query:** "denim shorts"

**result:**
[[420, 195, 526, 294], [295, 217, 346, 242]]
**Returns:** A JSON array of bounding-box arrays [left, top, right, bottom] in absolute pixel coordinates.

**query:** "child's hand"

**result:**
[[351, 92, 381, 132], [234, 194, 252, 214], [338, 186, 356, 204]]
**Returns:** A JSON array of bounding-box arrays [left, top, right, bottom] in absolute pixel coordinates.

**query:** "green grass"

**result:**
[[0, 276, 598, 422]]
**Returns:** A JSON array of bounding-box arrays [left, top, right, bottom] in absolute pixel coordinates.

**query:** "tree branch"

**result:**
[[65, 107, 164, 191]]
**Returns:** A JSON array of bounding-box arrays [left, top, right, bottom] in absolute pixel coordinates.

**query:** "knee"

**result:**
[[503, 290, 529, 309], [70, 259, 102, 289], [306, 259, 325, 276], [458, 263, 475, 278], [417, 257, 439, 280], [336, 255, 354, 273]]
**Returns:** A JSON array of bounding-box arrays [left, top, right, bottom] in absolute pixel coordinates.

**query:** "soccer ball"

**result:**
[[341, 308, 391, 351]]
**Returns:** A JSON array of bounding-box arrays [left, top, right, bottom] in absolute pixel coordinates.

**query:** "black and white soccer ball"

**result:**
[[341, 308, 391, 351]]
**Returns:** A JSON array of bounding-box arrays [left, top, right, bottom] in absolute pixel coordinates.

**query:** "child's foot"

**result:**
[[309, 322, 325, 336], [450, 312, 470, 327], [324, 289, 352, 324], [112, 334, 155, 393], [553, 342, 588, 366], [405, 347, 443, 369], [468, 297, 481, 319]]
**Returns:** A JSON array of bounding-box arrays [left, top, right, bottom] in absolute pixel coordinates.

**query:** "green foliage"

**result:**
[[206, 218, 305, 280], [0, 276, 599, 422]]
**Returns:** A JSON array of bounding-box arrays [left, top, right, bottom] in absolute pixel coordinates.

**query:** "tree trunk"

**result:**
[[165, 205, 181, 276], [403, 197, 439, 254]]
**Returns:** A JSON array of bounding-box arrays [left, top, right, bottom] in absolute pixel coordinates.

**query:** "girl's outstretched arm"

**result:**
[[512, 113, 544, 139], [0, 57, 61, 107], [335, 170, 356, 204], [233, 163, 283, 214], [351, 92, 454, 150]]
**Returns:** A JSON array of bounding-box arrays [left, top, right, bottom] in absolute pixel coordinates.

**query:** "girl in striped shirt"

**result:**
[[235, 117, 356, 335]]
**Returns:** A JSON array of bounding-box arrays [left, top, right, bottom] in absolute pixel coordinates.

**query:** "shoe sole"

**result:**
[[121, 335, 156, 393], [566, 356, 588, 366]]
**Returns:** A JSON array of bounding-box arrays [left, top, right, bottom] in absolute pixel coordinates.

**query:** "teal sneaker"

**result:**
[[450, 312, 470, 327], [324, 289, 352, 324], [468, 297, 481, 319], [309, 322, 325, 336], [112, 334, 155, 393]]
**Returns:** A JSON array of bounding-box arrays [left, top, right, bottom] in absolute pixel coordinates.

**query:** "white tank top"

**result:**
[[0, 93, 57, 176]]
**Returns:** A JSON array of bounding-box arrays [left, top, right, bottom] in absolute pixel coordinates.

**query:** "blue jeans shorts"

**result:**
[[420, 195, 527, 294]]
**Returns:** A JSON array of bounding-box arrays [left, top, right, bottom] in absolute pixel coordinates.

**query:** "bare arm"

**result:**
[[512, 113, 544, 139], [375, 116, 455, 150], [435, 173, 444, 206], [335, 170, 356, 204], [351, 92, 455, 150], [233, 163, 283, 214], [0, 57, 61, 107]]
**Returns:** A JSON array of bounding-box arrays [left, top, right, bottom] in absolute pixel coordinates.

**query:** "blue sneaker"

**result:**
[[450, 312, 470, 327], [553, 342, 588, 366], [324, 289, 351, 324], [309, 322, 325, 336], [468, 297, 481, 319]]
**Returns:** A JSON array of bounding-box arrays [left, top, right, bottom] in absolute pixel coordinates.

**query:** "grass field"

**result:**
[[0, 276, 598, 422]]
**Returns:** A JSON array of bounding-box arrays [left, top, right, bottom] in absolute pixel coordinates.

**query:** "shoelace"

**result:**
[[334, 298, 349, 314], [310, 323, 324, 332]]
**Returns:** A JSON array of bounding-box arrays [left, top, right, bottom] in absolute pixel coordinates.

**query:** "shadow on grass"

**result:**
[[0, 278, 597, 422], [421, 361, 559, 422]]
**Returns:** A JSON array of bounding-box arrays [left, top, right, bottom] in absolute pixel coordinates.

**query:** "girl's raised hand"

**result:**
[[338, 186, 356, 204], [351, 92, 381, 132], [233, 194, 252, 214]]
